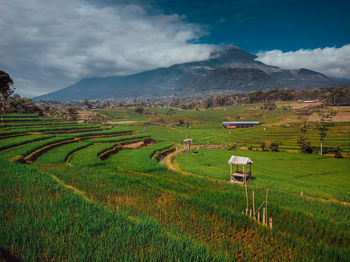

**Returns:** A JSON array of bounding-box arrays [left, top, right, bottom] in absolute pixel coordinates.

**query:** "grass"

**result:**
[[176, 149, 350, 201], [1, 109, 349, 261]]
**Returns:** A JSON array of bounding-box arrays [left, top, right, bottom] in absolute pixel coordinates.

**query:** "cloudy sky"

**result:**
[[1, 0, 349, 97]]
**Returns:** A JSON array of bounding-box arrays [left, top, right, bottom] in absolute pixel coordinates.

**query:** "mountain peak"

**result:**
[[210, 45, 257, 62]]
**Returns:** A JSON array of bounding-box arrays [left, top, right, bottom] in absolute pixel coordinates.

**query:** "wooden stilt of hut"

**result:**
[[228, 156, 253, 184]]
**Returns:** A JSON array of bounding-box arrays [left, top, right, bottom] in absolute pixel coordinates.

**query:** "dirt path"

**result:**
[[162, 146, 227, 183], [162, 146, 183, 172]]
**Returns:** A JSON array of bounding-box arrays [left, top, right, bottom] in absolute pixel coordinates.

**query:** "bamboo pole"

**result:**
[[245, 180, 248, 214], [252, 191, 255, 218], [265, 189, 268, 224], [269, 217, 273, 229], [257, 211, 260, 223], [249, 209, 252, 218], [262, 208, 266, 226]]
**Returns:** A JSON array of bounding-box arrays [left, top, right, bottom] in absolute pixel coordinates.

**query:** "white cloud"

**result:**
[[256, 45, 350, 79], [0, 0, 214, 97]]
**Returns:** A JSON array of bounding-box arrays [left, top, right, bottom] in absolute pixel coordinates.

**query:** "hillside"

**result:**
[[35, 46, 342, 101], [182, 68, 281, 94]]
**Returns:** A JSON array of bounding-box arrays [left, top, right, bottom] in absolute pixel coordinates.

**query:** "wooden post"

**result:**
[[269, 217, 272, 229], [249, 209, 252, 218], [230, 163, 232, 175], [265, 189, 268, 225], [252, 191, 255, 218], [262, 208, 266, 226], [257, 211, 260, 223], [245, 180, 248, 212]]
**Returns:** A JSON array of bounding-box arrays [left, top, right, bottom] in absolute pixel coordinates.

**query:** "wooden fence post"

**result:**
[[269, 217, 272, 229], [245, 182, 248, 214], [265, 189, 268, 225], [252, 191, 255, 219], [262, 208, 266, 226]]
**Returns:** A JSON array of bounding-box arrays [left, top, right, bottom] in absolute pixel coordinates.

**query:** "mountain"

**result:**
[[182, 68, 281, 95], [35, 46, 343, 101]]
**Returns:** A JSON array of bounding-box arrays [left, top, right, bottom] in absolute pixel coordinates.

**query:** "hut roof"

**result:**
[[183, 138, 192, 143], [222, 121, 260, 125], [228, 156, 253, 165]]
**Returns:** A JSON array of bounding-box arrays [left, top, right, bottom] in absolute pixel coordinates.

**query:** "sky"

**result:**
[[0, 0, 349, 97]]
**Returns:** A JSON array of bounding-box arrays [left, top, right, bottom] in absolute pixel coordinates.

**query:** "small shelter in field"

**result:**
[[222, 121, 260, 129], [183, 138, 192, 151], [228, 155, 253, 184]]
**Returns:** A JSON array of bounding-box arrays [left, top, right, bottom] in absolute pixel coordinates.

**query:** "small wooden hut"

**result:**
[[228, 155, 253, 184], [183, 138, 192, 152]]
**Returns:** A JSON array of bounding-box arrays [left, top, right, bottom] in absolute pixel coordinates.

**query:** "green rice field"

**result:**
[[0, 106, 349, 261]]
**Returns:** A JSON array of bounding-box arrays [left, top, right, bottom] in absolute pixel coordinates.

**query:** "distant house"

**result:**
[[222, 121, 260, 128], [303, 99, 319, 103]]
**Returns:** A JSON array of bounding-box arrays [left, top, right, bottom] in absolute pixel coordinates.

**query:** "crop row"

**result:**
[[0, 126, 103, 138], [0, 121, 78, 127], [98, 136, 153, 160], [0, 113, 38, 118], [17, 130, 134, 163], [35, 134, 150, 165], [0, 153, 222, 261], [0, 134, 55, 152], [0, 117, 61, 122]]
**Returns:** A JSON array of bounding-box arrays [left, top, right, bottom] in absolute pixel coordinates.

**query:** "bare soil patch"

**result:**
[[121, 141, 144, 149], [308, 111, 350, 122]]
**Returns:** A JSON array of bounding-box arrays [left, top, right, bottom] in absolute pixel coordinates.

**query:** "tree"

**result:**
[[0, 70, 15, 112], [333, 146, 342, 158], [316, 122, 333, 155], [297, 121, 313, 153]]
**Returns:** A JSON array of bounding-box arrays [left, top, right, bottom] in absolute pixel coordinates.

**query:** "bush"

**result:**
[[135, 106, 144, 114], [297, 136, 313, 153], [269, 142, 280, 152], [263, 102, 277, 111], [333, 147, 343, 158], [260, 142, 266, 151], [178, 119, 185, 126], [227, 142, 237, 150], [248, 144, 253, 151]]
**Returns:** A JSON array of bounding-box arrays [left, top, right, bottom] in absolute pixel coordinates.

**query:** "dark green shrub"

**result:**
[[269, 142, 280, 152]]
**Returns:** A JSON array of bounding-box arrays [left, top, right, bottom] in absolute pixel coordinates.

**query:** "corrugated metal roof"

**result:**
[[183, 138, 192, 142], [222, 121, 260, 125], [228, 156, 253, 165]]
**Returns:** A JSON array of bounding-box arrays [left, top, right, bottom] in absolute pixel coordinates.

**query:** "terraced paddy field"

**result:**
[[97, 102, 350, 154], [1, 109, 349, 261]]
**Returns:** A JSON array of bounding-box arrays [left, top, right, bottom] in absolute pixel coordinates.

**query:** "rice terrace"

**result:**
[[1, 0, 350, 260], [1, 98, 349, 261]]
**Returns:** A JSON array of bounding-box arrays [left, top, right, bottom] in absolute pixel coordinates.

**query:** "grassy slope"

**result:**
[[1, 111, 349, 261], [176, 149, 350, 201]]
